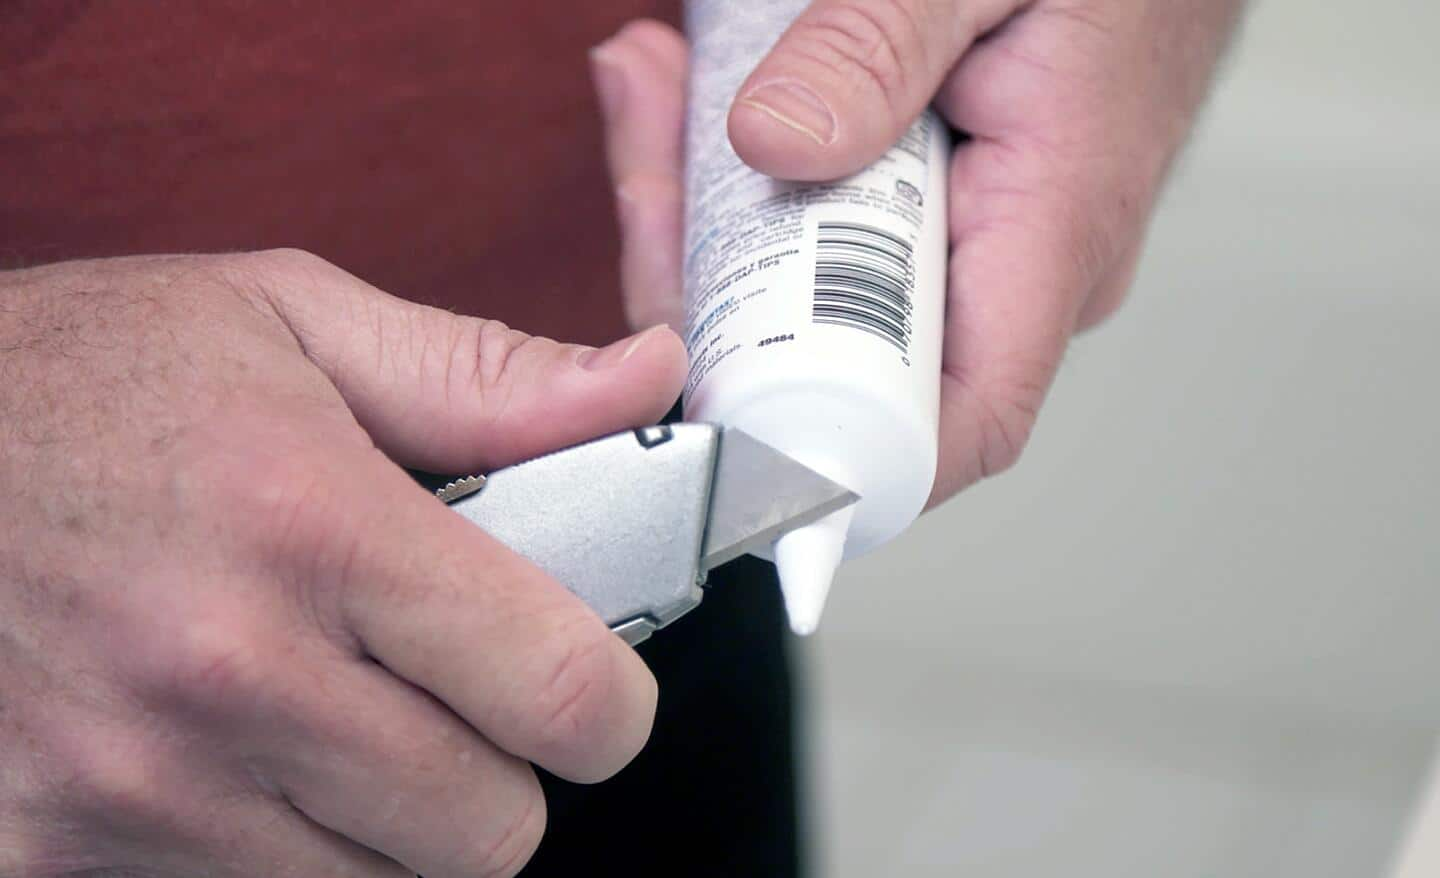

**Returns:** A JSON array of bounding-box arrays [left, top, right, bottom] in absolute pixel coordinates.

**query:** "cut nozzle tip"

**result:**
[[773, 506, 853, 637], [788, 613, 821, 637]]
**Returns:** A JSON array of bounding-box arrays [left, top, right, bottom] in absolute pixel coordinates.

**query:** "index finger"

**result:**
[[294, 449, 659, 784]]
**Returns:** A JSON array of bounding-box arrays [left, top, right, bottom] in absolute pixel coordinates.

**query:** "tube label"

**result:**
[[682, 1, 943, 405]]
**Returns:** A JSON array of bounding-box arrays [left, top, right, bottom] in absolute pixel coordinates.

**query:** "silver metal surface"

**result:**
[[435, 475, 485, 503], [702, 429, 860, 570], [445, 425, 718, 643], [610, 617, 659, 647], [441, 423, 859, 645]]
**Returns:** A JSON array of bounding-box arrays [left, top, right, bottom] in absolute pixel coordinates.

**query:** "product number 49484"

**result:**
[[758, 333, 795, 348]]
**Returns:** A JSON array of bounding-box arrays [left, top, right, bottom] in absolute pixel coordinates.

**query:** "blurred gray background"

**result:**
[[803, 1, 1440, 875]]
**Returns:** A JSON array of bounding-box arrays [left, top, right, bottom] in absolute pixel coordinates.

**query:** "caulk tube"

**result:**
[[682, 0, 948, 634]]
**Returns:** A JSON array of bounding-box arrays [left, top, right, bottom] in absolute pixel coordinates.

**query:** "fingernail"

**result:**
[[589, 45, 626, 120], [579, 326, 656, 371], [740, 80, 836, 146]]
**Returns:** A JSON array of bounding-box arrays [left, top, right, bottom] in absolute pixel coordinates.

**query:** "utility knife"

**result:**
[[435, 424, 858, 646]]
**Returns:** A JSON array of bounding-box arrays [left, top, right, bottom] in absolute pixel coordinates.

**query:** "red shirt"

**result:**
[[1, 1, 679, 344]]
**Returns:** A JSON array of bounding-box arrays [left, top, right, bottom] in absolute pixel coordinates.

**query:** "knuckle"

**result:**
[[528, 620, 618, 757], [217, 248, 348, 319], [461, 780, 546, 878], [47, 724, 183, 835], [461, 318, 560, 434], [0, 838, 38, 878], [240, 246, 331, 279], [798, 0, 922, 106], [212, 247, 329, 298], [0, 808, 59, 878], [1068, 167, 1151, 273], [72, 745, 159, 820], [613, 17, 676, 48], [467, 318, 530, 392], [1036, 2, 1119, 45], [223, 445, 342, 563], [616, 171, 684, 210], [140, 617, 277, 715], [971, 366, 1051, 479], [1079, 278, 1131, 330]]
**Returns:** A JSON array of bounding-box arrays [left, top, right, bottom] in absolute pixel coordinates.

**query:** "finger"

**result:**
[[591, 20, 687, 183], [591, 25, 687, 334], [211, 795, 416, 878], [929, 138, 1110, 504], [591, 21, 688, 332], [933, 8, 1154, 340], [286, 453, 659, 785], [1078, 235, 1142, 331], [257, 648, 547, 878], [110, 456, 601, 873], [727, 0, 1020, 181], [245, 249, 687, 474], [36, 718, 412, 877]]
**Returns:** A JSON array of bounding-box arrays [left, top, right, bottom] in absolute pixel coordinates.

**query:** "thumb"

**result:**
[[249, 249, 687, 473], [727, 0, 1018, 181]]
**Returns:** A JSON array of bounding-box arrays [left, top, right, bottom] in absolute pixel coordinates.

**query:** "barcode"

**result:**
[[812, 221, 914, 353]]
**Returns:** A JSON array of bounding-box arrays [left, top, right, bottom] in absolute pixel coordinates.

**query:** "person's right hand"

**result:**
[[0, 251, 685, 876]]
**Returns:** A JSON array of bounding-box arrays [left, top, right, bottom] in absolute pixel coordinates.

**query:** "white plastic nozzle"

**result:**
[[773, 505, 854, 636]]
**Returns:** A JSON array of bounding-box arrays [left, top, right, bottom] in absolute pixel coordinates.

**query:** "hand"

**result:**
[[590, 0, 1245, 502], [0, 251, 685, 876]]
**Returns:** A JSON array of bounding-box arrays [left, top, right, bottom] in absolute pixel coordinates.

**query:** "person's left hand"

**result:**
[[589, 0, 1244, 504]]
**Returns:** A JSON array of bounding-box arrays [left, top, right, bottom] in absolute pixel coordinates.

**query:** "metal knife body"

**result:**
[[438, 424, 857, 645]]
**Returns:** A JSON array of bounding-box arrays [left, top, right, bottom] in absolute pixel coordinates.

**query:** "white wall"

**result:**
[[807, 1, 1440, 874]]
